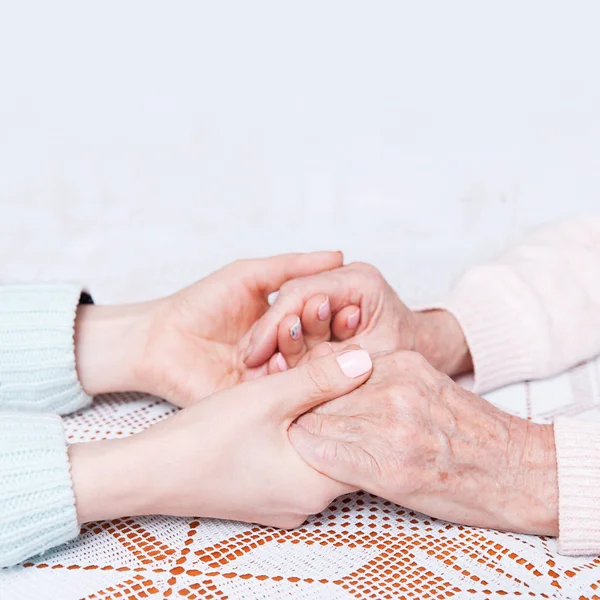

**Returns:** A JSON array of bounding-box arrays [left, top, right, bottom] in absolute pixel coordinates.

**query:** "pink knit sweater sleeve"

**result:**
[[439, 217, 600, 555]]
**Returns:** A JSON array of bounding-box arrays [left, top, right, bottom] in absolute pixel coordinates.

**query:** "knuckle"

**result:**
[[407, 350, 430, 368], [278, 280, 295, 295], [386, 379, 404, 399], [381, 386, 402, 416], [349, 261, 383, 280], [400, 421, 421, 445], [228, 258, 252, 274], [278, 282, 303, 304], [303, 362, 335, 396], [393, 349, 429, 370], [312, 342, 335, 357]]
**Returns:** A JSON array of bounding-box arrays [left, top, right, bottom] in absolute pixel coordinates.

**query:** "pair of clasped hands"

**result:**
[[71, 251, 557, 538]]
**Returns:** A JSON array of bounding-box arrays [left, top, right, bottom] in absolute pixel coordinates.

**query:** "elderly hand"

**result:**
[[289, 350, 559, 536], [74, 251, 343, 407], [243, 262, 472, 377], [69, 347, 373, 529]]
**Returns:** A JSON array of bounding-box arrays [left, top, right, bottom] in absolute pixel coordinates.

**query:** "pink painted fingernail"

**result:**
[[290, 317, 302, 340], [317, 296, 330, 321], [346, 309, 360, 330], [276, 353, 288, 371], [337, 349, 372, 378]]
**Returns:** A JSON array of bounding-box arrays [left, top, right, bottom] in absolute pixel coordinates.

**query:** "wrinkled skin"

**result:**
[[289, 350, 559, 536], [245, 262, 418, 367]]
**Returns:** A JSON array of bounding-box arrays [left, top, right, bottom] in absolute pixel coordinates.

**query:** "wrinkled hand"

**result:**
[[243, 262, 471, 376], [289, 351, 559, 536], [70, 347, 373, 529], [244, 262, 416, 365], [76, 252, 343, 407]]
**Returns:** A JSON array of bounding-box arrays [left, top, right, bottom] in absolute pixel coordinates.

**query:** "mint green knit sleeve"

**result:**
[[0, 284, 92, 414], [0, 413, 79, 567], [0, 284, 93, 567]]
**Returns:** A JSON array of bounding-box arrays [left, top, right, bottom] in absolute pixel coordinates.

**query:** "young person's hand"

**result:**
[[69, 347, 373, 529], [244, 262, 473, 376], [74, 252, 343, 407]]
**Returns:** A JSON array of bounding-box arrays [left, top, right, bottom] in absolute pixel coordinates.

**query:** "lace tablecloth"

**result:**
[[1, 358, 599, 600]]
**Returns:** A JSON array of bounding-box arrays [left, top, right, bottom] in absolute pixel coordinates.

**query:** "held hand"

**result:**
[[289, 351, 559, 537], [69, 347, 373, 529], [75, 251, 343, 406], [243, 262, 472, 376], [244, 262, 417, 367]]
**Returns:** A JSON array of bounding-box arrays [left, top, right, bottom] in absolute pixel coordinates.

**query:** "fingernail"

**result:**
[[337, 349, 372, 378], [276, 353, 288, 371], [346, 309, 360, 330], [290, 317, 302, 340], [317, 296, 330, 321]]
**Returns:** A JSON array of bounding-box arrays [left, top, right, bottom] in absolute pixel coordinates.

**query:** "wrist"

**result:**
[[69, 410, 222, 522], [68, 434, 156, 523], [499, 418, 559, 536], [74, 302, 154, 396], [413, 310, 472, 376], [448, 389, 558, 536]]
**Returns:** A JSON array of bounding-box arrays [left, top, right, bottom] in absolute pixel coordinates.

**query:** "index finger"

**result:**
[[247, 251, 344, 296]]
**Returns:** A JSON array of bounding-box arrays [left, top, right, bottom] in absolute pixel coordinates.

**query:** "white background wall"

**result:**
[[1, 2, 598, 303]]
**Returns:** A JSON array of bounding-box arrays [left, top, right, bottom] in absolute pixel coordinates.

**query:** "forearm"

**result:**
[[68, 434, 154, 523], [69, 416, 208, 524], [68, 302, 168, 519], [478, 411, 558, 537], [471, 402, 600, 555], [426, 384, 558, 537], [69, 411, 194, 524]]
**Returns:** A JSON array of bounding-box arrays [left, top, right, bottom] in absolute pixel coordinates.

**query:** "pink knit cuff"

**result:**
[[554, 418, 600, 555], [419, 267, 547, 395]]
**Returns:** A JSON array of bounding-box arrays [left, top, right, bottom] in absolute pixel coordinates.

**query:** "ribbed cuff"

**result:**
[[0, 413, 80, 567], [0, 284, 92, 415], [420, 267, 547, 395], [554, 418, 600, 555]]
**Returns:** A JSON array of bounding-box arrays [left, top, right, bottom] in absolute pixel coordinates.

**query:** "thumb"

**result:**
[[272, 348, 372, 420]]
